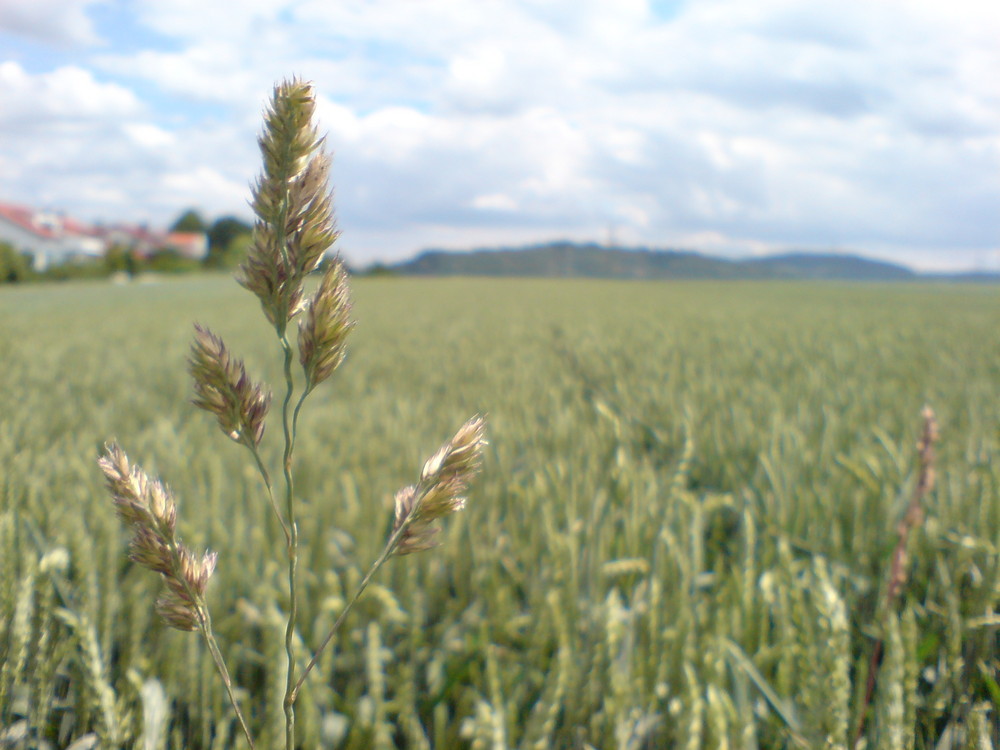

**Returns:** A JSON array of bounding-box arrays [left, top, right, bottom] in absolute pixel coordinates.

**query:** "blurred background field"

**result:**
[[1, 276, 998, 749]]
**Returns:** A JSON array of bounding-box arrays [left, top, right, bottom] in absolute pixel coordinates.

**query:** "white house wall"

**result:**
[[0, 215, 106, 270], [0, 215, 56, 270]]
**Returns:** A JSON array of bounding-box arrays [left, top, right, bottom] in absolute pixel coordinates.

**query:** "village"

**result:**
[[0, 201, 209, 272]]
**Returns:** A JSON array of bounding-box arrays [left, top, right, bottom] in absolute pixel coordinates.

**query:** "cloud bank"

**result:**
[[1, 0, 998, 270]]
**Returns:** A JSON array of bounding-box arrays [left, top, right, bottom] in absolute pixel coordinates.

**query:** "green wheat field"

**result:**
[[1, 275, 998, 749]]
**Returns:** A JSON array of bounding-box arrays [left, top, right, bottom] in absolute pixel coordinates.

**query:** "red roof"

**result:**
[[62, 216, 101, 237], [0, 202, 60, 239], [99, 224, 165, 243], [0, 201, 100, 239]]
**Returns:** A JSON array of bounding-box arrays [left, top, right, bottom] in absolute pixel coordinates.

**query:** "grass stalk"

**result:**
[[278, 334, 299, 750], [292, 413, 486, 701], [159, 528, 255, 749], [99, 78, 485, 750], [851, 406, 938, 749], [291, 517, 410, 703], [197, 607, 255, 750], [247, 443, 290, 545]]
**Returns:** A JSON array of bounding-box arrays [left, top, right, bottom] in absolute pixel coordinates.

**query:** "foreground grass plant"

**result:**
[[98, 78, 486, 750]]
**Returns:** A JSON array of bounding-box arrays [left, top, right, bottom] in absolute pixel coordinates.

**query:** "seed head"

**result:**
[[178, 548, 219, 598], [236, 229, 306, 328], [99, 442, 177, 533], [237, 78, 339, 329], [298, 258, 354, 389], [420, 415, 486, 492], [393, 416, 487, 556], [128, 526, 173, 575], [99, 443, 218, 632], [392, 485, 440, 555], [156, 584, 200, 632], [189, 324, 271, 447]]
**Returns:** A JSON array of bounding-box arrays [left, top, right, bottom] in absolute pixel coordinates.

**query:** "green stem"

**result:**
[[293, 384, 310, 437], [199, 608, 256, 750], [159, 529, 255, 749], [290, 501, 419, 703], [247, 442, 290, 545], [279, 334, 299, 750]]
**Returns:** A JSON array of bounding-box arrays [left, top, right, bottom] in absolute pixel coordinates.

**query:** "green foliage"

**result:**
[[170, 209, 208, 233], [104, 244, 139, 277], [205, 217, 252, 269], [0, 241, 33, 283], [146, 249, 202, 274], [205, 233, 253, 271], [362, 263, 399, 278], [207, 217, 252, 252], [1, 278, 998, 747], [39, 255, 112, 282]]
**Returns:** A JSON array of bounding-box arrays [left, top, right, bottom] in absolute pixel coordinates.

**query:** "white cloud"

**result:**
[[0, 62, 256, 222], [0, 0, 998, 270], [123, 122, 176, 149], [0, 62, 140, 126], [0, 0, 102, 46], [471, 193, 518, 211], [449, 46, 506, 91], [94, 43, 261, 105], [162, 166, 248, 207]]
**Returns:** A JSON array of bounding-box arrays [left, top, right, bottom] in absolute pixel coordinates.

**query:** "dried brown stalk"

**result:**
[[851, 406, 938, 750]]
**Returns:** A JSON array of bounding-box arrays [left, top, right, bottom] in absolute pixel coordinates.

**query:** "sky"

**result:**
[[0, 0, 998, 271]]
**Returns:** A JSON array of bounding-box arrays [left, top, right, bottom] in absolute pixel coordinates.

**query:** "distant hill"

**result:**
[[739, 252, 916, 281], [381, 242, 933, 281], [922, 271, 1000, 283], [393, 243, 734, 279]]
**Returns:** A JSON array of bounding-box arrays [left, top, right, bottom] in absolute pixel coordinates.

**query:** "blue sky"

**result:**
[[1, 0, 998, 271]]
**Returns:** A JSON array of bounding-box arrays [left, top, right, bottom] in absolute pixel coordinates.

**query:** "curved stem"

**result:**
[[292, 387, 309, 444], [247, 442, 290, 545]]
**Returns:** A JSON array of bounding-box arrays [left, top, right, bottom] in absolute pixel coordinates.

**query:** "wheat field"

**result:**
[[1, 275, 998, 749]]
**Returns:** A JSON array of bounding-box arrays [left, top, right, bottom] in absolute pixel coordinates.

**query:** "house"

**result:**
[[0, 202, 106, 270], [98, 227, 208, 260], [0, 202, 211, 269], [99, 223, 169, 257], [164, 231, 209, 259]]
